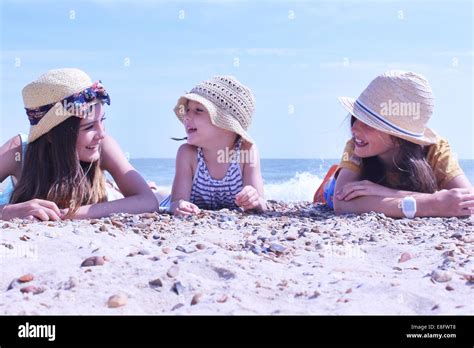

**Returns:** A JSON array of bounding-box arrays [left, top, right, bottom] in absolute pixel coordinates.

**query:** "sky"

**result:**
[[1, 0, 473, 159]]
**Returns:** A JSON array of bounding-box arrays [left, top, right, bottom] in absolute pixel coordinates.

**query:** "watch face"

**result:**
[[404, 200, 416, 211]]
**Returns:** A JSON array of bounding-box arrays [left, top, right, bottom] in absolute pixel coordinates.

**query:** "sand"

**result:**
[[0, 202, 473, 315]]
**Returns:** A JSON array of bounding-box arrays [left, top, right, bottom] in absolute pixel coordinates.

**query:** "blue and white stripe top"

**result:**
[[190, 139, 244, 210]]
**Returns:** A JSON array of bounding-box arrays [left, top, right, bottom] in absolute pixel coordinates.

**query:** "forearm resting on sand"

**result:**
[[333, 193, 439, 218]]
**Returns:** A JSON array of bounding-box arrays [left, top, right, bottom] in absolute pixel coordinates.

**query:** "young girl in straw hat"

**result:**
[[166, 75, 266, 215], [317, 70, 473, 218], [0, 68, 158, 221]]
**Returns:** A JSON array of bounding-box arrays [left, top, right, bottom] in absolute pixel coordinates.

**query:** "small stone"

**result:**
[[134, 223, 148, 229], [213, 267, 235, 280], [107, 294, 127, 308], [196, 243, 206, 250], [99, 225, 108, 232], [398, 252, 412, 263], [269, 243, 286, 254], [19, 235, 30, 241], [431, 270, 452, 283], [80, 256, 105, 267], [434, 245, 444, 250], [176, 245, 197, 254], [171, 303, 184, 311], [217, 294, 228, 303], [141, 213, 156, 219], [149, 278, 163, 288], [462, 236, 474, 243], [138, 249, 150, 255], [111, 220, 125, 229], [171, 282, 185, 295], [309, 291, 321, 299], [445, 285, 455, 291], [18, 274, 34, 283], [20, 286, 44, 295], [162, 247, 172, 254], [450, 232, 463, 239], [369, 234, 378, 242], [285, 229, 298, 241], [463, 274, 474, 283], [191, 293, 203, 305], [167, 265, 179, 278]]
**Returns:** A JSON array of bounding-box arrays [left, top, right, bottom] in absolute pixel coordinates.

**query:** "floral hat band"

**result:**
[[25, 80, 111, 126]]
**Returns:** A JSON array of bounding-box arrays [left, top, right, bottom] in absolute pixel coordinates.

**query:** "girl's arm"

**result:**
[[170, 144, 200, 215], [0, 136, 63, 221], [235, 143, 267, 211], [69, 135, 159, 219], [333, 168, 473, 217]]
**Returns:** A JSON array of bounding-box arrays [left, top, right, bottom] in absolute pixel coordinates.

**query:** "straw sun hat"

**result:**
[[174, 75, 255, 144], [338, 70, 438, 145], [22, 68, 109, 143]]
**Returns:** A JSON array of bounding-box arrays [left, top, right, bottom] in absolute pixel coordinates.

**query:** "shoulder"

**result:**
[[425, 136, 454, 162], [176, 143, 197, 159], [0, 135, 23, 179]]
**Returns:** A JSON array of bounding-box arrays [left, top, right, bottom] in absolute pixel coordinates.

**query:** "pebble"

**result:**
[[309, 291, 321, 299], [107, 294, 127, 308], [111, 219, 125, 229], [162, 247, 172, 254], [213, 267, 236, 280], [20, 286, 44, 295], [171, 303, 184, 311], [369, 234, 378, 242], [167, 265, 180, 278], [171, 282, 185, 295], [191, 293, 203, 305], [445, 285, 455, 291], [463, 236, 474, 243], [196, 243, 206, 250], [80, 256, 105, 267], [19, 235, 30, 241], [176, 245, 197, 254], [138, 249, 150, 255], [398, 252, 412, 263], [217, 294, 228, 303], [285, 229, 298, 241], [450, 231, 463, 239], [269, 243, 286, 254], [431, 270, 452, 283], [18, 274, 34, 283], [149, 278, 163, 288]]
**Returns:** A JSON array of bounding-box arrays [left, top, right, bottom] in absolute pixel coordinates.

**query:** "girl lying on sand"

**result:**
[[0, 68, 158, 221], [163, 75, 267, 215], [315, 70, 473, 218]]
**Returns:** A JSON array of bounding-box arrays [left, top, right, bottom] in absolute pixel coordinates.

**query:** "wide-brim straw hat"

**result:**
[[22, 68, 96, 143], [174, 75, 255, 144], [338, 70, 438, 145]]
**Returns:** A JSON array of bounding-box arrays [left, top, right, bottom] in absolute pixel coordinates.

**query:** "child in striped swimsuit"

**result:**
[[169, 75, 266, 215]]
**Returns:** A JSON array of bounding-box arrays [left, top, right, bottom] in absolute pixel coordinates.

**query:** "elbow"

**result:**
[[143, 191, 160, 212], [332, 198, 347, 215]]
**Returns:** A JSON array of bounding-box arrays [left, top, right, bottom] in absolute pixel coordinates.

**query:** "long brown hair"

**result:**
[[351, 116, 438, 193], [10, 116, 107, 216]]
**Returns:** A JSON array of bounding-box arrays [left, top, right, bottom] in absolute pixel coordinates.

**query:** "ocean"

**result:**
[[1, 159, 472, 203], [130, 159, 474, 203]]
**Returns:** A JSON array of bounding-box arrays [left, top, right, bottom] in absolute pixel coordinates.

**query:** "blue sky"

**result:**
[[1, 0, 473, 159]]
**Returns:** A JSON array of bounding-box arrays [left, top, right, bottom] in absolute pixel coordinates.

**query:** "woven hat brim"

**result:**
[[174, 93, 254, 144], [28, 102, 75, 143], [338, 96, 438, 145]]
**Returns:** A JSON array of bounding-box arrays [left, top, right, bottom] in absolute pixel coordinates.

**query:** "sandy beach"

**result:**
[[0, 202, 473, 315]]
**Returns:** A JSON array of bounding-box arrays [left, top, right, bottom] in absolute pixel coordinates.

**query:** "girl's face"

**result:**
[[351, 118, 399, 160], [76, 102, 106, 163], [183, 100, 234, 147]]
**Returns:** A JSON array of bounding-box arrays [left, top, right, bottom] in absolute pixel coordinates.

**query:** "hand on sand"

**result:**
[[1, 199, 63, 221]]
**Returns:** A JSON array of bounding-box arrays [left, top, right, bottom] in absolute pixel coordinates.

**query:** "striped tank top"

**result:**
[[190, 139, 244, 210]]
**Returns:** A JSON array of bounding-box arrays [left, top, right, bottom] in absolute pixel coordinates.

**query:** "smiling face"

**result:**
[[76, 102, 106, 163], [351, 117, 400, 164], [183, 100, 234, 147]]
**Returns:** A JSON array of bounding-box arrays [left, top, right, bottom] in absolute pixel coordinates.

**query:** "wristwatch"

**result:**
[[401, 196, 417, 219]]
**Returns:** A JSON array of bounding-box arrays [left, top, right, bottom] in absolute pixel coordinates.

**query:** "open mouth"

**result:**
[[353, 137, 368, 148], [186, 127, 197, 134]]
